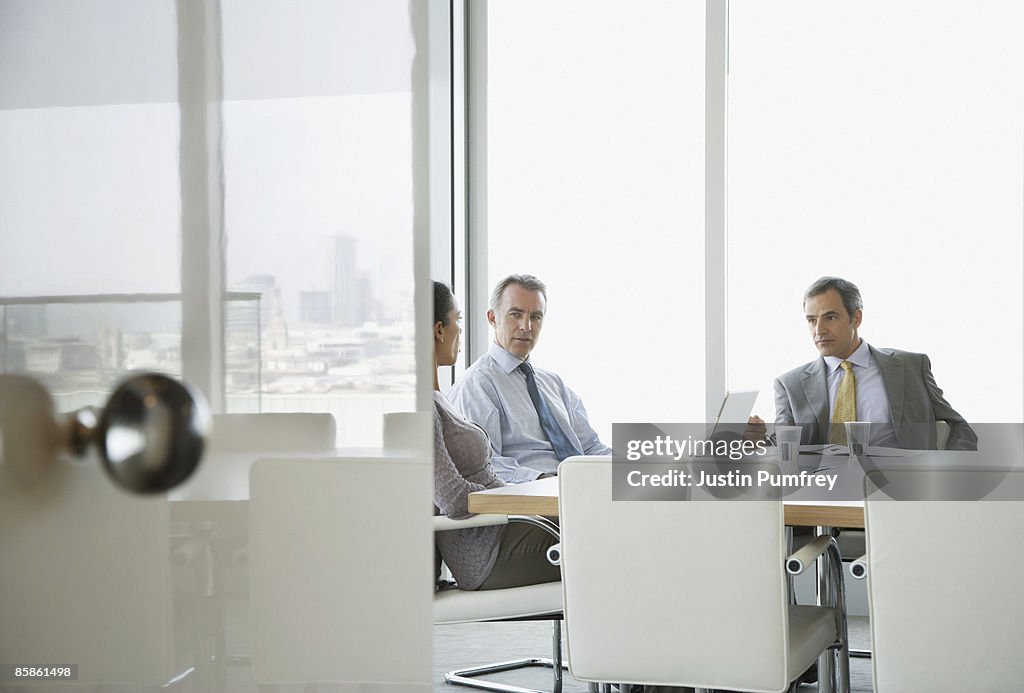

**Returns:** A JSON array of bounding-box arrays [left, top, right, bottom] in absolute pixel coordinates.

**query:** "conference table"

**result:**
[[468, 473, 866, 527], [470, 446, 1008, 523]]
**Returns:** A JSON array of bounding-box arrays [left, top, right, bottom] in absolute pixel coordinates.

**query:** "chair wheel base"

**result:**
[[446, 657, 567, 693]]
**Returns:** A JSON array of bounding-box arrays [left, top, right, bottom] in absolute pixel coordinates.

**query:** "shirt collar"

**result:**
[[488, 341, 527, 375], [823, 339, 871, 375]]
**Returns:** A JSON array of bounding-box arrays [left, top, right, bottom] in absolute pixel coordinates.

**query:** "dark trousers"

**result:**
[[477, 522, 561, 591]]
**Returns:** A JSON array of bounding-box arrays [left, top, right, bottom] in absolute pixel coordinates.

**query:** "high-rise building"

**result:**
[[333, 234, 366, 327], [299, 290, 333, 324]]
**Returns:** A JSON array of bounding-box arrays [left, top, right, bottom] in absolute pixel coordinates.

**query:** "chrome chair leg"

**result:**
[[826, 537, 851, 693], [552, 620, 563, 693], [445, 619, 566, 693]]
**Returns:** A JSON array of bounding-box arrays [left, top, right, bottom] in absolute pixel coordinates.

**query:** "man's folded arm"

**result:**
[[565, 386, 612, 456], [488, 448, 544, 483]]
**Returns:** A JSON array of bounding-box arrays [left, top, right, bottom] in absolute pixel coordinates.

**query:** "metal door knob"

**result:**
[[96, 374, 210, 494], [0, 373, 209, 494]]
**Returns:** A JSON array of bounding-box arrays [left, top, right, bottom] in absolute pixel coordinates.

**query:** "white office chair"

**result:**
[[183, 412, 338, 670], [839, 420, 952, 558], [208, 412, 336, 452], [248, 456, 433, 688], [433, 513, 566, 693], [934, 420, 951, 451], [557, 456, 849, 693], [863, 468, 1024, 692], [839, 420, 953, 661]]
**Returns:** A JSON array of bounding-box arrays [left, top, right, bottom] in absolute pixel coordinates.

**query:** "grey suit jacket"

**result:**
[[773, 345, 978, 451]]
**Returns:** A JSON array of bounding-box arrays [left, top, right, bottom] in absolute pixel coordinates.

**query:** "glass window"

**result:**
[[221, 0, 417, 445], [727, 0, 1024, 423], [484, 0, 707, 439], [0, 1, 182, 410]]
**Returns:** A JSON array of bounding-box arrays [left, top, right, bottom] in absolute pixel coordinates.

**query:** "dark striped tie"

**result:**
[[519, 361, 583, 461]]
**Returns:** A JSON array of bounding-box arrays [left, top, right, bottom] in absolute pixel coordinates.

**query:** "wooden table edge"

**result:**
[[469, 490, 864, 529], [469, 492, 559, 517], [785, 503, 864, 529]]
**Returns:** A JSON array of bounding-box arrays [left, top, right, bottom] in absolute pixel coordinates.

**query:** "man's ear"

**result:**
[[486, 309, 497, 328], [433, 320, 444, 340], [852, 309, 863, 329]]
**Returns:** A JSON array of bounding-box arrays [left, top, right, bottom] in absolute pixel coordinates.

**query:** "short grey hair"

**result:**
[[804, 276, 863, 319], [489, 274, 548, 312]]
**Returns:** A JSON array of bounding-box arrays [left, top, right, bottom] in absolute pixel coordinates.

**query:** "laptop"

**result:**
[[708, 390, 759, 440]]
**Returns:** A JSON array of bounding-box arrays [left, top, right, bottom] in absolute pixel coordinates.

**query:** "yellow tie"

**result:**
[[830, 361, 856, 444]]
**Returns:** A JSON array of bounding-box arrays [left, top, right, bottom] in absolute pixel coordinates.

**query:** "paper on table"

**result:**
[[808, 444, 926, 458]]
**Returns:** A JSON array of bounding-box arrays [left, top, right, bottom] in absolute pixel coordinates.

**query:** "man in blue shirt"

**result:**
[[448, 274, 612, 483]]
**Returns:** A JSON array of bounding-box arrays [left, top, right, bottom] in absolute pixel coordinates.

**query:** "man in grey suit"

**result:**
[[773, 276, 977, 451]]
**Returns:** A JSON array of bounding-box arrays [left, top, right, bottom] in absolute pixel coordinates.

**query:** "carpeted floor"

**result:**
[[433, 616, 874, 692]]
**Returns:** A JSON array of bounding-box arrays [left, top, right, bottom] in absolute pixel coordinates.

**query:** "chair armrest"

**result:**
[[786, 534, 833, 575], [509, 514, 560, 540], [785, 533, 849, 649], [433, 514, 509, 532], [850, 554, 868, 580], [432, 513, 561, 536]]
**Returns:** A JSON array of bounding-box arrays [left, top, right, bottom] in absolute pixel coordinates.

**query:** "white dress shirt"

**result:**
[[824, 339, 897, 447]]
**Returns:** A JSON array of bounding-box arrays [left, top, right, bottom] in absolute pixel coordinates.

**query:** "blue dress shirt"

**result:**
[[824, 339, 898, 447], [448, 343, 612, 482]]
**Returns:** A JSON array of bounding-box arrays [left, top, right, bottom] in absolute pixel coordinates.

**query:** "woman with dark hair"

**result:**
[[432, 280, 559, 590]]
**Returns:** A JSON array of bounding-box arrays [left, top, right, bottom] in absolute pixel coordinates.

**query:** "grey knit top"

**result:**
[[434, 391, 506, 590]]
